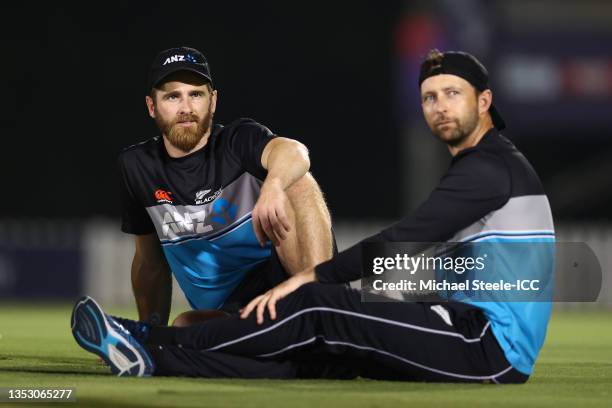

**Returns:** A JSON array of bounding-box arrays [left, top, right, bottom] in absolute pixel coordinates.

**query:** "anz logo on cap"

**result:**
[[163, 54, 198, 65]]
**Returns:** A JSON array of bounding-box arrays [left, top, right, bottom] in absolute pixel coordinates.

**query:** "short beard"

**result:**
[[432, 108, 479, 148], [155, 105, 213, 153]]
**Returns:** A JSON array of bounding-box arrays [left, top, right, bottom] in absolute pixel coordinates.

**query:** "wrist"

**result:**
[[264, 176, 284, 191], [297, 268, 317, 284]]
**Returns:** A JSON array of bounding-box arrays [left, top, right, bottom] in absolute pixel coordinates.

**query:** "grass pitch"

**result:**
[[0, 304, 610, 408]]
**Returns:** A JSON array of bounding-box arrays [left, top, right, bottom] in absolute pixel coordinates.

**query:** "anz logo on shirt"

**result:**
[[160, 198, 239, 238]]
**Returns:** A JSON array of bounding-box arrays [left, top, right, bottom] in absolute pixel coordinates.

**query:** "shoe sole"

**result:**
[[71, 296, 152, 377]]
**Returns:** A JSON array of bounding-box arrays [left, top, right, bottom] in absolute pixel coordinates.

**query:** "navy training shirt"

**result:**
[[118, 118, 275, 310], [315, 130, 555, 375]]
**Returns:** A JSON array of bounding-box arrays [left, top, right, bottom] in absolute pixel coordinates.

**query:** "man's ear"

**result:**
[[478, 89, 493, 115], [145, 95, 156, 118], [210, 89, 218, 115]]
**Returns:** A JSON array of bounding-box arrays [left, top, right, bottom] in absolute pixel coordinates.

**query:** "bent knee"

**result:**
[[293, 282, 340, 305], [287, 173, 319, 197]]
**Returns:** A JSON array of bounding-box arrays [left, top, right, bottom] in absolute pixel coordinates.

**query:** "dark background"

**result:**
[[0, 1, 401, 219], [1, 0, 611, 221]]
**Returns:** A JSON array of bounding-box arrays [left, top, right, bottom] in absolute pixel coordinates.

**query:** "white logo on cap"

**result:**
[[163, 54, 197, 65]]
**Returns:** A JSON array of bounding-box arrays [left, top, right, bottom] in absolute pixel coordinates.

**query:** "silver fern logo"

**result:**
[[195, 187, 222, 205], [195, 189, 211, 201]]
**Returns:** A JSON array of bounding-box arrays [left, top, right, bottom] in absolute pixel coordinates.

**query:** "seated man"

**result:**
[[118, 46, 334, 326], [72, 50, 554, 383]]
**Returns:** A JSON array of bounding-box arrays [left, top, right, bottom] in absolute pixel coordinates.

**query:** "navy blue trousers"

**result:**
[[146, 283, 528, 383]]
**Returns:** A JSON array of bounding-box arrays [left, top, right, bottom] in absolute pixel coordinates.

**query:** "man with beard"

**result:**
[[116, 46, 334, 328], [73, 50, 554, 383]]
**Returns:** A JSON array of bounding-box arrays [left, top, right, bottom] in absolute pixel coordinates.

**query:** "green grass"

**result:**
[[0, 305, 611, 408]]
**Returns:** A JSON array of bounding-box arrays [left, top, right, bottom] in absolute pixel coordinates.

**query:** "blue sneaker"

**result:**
[[71, 296, 155, 377], [110, 316, 151, 344]]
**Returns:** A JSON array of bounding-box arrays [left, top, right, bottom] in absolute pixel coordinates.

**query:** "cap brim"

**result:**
[[489, 104, 506, 130], [150, 64, 213, 89]]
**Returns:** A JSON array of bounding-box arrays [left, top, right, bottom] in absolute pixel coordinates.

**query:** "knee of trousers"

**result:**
[[291, 282, 325, 306], [291, 282, 343, 308]]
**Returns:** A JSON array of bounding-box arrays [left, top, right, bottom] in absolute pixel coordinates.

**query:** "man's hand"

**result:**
[[251, 178, 291, 246], [240, 268, 316, 324], [255, 137, 310, 246]]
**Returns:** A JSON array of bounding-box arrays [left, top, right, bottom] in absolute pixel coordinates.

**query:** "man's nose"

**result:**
[[177, 96, 193, 114], [434, 96, 448, 114]]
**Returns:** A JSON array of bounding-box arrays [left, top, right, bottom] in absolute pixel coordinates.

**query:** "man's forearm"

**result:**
[[131, 255, 172, 325]]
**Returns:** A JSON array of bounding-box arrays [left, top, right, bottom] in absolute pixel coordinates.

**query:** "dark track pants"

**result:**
[[146, 283, 528, 383]]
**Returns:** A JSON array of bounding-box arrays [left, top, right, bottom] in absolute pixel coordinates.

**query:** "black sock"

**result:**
[[146, 326, 178, 346]]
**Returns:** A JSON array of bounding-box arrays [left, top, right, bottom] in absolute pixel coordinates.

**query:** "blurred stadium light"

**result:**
[[396, 0, 612, 215]]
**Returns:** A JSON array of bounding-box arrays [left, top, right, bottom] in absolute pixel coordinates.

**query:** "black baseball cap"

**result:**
[[148, 46, 213, 91], [418, 50, 505, 130]]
